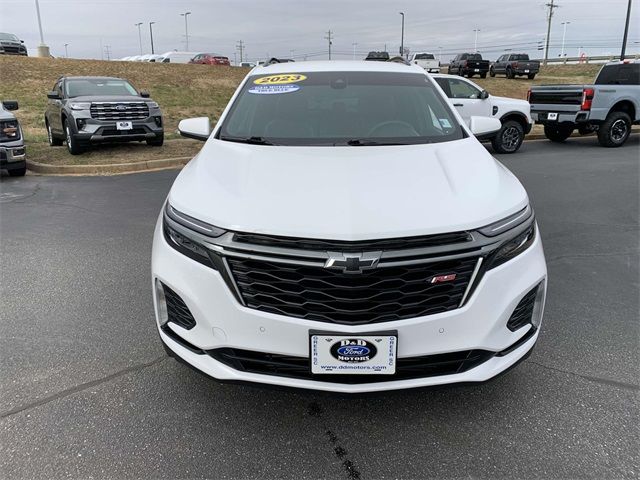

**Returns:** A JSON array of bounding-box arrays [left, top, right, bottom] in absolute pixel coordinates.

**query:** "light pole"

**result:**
[[352, 42, 358, 60], [149, 22, 155, 54], [399, 12, 405, 57], [560, 21, 570, 57], [620, 0, 632, 60], [135, 22, 143, 54], [473, 28, 480, 52], [438, 46, 442, 62], [64, 43, 68, 58], [34, 0, 50, 57], [180, 12, 191, 51]]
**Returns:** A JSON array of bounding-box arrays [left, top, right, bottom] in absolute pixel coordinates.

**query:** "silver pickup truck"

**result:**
[[0, 100, 26, 176], [528, 60, 639, 147]]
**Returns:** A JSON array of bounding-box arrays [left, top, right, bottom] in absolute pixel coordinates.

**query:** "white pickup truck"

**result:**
[[409, 52, 440, 73]]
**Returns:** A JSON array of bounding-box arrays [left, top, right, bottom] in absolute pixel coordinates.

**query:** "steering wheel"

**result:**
[[366, 120, 420, 137]]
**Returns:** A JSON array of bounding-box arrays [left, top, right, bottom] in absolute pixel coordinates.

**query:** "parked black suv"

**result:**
[[0, 32, 27, 56], [44, 76, 164, 155], [448, 53, 490, 78]]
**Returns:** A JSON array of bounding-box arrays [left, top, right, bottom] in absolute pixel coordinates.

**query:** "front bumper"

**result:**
[[0, 142, 26, 170], [70, 113, 163, 144], [531, 109, 589, 124], [151, 217, 547, 393]]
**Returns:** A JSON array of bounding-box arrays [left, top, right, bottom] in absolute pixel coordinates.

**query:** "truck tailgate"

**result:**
[[529, 85, 584, 105]]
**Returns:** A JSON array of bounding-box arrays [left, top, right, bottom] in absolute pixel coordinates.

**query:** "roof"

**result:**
[[60, 76, 125, 81], [254, 60, 424, 74]]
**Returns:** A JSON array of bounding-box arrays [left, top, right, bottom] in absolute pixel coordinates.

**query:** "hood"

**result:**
[[0, 108, 16, 121], [66, 96, 149, 103], [492, 96, 530, 109], [168, 137, 528, 240]]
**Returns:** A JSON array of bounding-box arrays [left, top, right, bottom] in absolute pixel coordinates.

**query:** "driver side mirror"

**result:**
[[178, 117, 211, 141], [139, 90, 150, 98], [479, 90, 489, 100], [47, 91, 61, 100], [2, 100, 19, 111]]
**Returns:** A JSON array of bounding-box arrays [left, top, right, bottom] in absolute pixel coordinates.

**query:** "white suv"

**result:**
[[152, 61, 547, 393], [433, 73, 533, 153]]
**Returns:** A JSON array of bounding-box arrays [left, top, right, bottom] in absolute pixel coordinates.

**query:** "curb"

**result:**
[[26, 156, 191, 175]]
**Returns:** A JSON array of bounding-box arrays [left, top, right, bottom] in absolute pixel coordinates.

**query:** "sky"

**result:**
[[1, 0, 638, 62]]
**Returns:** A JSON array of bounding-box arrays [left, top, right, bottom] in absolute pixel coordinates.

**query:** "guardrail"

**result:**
[[441, 53, 639, 67]]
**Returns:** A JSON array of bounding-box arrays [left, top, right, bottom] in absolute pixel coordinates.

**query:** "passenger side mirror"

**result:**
[[178, 117, 211, 141], [469, 116, 501, 138], [479, 90, 490, 100], [2, 100, 19, 111], [47, 91, 61, 100], [139, 90, 150, 98]]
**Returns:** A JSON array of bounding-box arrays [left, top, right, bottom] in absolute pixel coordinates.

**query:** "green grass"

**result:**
[[0, 56, 604, 166]]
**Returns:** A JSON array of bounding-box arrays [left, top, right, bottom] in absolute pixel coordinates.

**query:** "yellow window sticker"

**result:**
[[253, 74, 307, 85]]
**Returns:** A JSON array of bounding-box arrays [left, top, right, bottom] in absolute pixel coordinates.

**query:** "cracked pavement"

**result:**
[[1, 136, 638, 479]]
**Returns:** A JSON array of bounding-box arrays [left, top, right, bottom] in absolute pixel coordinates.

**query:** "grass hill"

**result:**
[[0, 56, 602, 165]]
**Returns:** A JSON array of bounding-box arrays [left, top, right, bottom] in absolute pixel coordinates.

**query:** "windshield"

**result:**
[[0, 33, 20, 42], [219, 71, 465, 146], [415, 54, 435, 60], [65, 79, 139, 98]]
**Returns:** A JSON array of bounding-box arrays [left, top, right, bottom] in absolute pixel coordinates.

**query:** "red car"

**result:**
[[189, 53, 230, 66]]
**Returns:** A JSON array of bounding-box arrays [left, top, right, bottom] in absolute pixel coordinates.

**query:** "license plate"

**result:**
[[116, 121, 132, 130], [310, 332, 397, 375], [547, 112, 558, 120], [525, 69, 530, 73], [474, 68, 479, 72]]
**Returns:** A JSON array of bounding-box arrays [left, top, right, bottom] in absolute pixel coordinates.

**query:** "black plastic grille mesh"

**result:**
[[506, 286, 538, 331], [228, 256, 479, 325], [209, 347, 494, 384], [163, 284, 196, 330], [90, 102, 149, 120]]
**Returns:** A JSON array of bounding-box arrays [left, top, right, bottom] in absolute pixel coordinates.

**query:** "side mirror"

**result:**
[[47, 91, 60, 100], [479, 90, 490, 100], [139, 90, 150, 98], [469, 116, 501, 138], [2, 100, 19, 111], [178, 117, 211, 141]]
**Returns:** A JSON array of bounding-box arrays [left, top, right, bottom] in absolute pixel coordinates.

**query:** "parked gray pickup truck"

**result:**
[[0, 100, 26, 176], [529, 61, 639, 147]]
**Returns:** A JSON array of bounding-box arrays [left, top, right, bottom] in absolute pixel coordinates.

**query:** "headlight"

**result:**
[[481, 205, 536, 269], [162, 203, 225, 268], [69, 102, 91, 110], [147, 101, 159, 109]]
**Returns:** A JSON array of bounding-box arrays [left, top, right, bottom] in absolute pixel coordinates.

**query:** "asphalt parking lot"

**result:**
[[1, 136, 638, 479]]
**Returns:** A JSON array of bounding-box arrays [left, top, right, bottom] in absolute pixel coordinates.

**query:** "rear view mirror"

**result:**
[[2, 100, 19, 111], [47, 91, 60, 100], [469, 116, 501, 138], [178, 117, 211, 141], [139, 90, 150, 98]]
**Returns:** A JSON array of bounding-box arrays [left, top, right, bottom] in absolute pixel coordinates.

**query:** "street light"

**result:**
[[560, 21, 570, 57], [473, 28, 480, 52], [34, 0, 50, 57], [399, 12, 405, 57], [64, 43, 68, 58], [135, 22, 143, 54], [180, 12, 191, 51], [352, 42, 358, 60], [149, 22, 155, 55]]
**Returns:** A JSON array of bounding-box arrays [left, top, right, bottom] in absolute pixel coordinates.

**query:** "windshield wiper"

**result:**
[[219, 135, 276, 145], [341, 139, 410, 146]]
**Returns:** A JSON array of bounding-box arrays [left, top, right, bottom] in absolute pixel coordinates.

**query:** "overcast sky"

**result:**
[[1, 0, 638, 61]]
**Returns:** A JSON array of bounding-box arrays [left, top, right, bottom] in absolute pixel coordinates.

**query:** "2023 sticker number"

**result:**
[[253, 74, 307, 85]]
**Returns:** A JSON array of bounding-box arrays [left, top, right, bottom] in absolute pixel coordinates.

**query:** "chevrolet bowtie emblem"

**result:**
[[324, 251, 382, 274]]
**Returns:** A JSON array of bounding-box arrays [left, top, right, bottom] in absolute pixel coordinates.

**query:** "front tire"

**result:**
[[46, 120, 63, 146], [8, 166, 27, 177], [489, 67, 495, 77], [597, 111, 631, 148], [492, 120, 525, 154], [64, 119, 84, 155], [544, 124, 574, 142]]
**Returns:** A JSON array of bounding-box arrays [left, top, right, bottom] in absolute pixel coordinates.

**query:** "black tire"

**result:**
[[8, 166, 27, 177], [506, 68, 514, 79], [544, 124, 574, 142], [527, 73, 536, 80], [489, 67, 495, 77], [46, 119, 63, 146], [458, 67, 464, 77], [492, 120, 525, 154], [146, 134, 164, 147], [480, 72, 487, 79], [64, 119, 84, 155], [597, 111, 631, 148]]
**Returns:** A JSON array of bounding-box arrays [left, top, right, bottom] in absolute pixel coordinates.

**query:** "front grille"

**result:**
[[228, 256, 479, 325], [163, 285, 196, 330], [1, 45, 22, 54], [529, 91, 582, 105], [506, 286, 538, 331], [209, 347, 494, 384], [233, 231, 472, 252], [90, 102, 149, 120]]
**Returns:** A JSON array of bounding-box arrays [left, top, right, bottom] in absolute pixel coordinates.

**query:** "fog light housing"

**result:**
[[154, 116, 162, 127], [530, 281, 546, 329], [155, 278, 169, 327], [76, 118, 86, 130]]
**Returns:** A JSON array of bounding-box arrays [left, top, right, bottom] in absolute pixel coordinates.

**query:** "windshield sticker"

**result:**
[[248, 84, 301, 95], [253, 74, 307, 85], [439, 118, 452, 128]]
